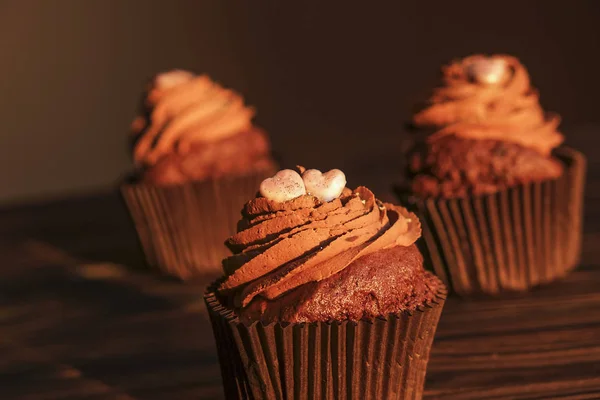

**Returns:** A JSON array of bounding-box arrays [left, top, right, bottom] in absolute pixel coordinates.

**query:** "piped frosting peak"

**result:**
[[219, 169, 421, 310], [131, 70, 255, 165], [412, 54, 563, 155]]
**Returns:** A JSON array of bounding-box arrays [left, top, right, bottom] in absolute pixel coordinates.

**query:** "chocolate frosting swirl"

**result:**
[[412, 55, 563, 155], [218, 187, 421, 308], [131, 70, 255, 165]]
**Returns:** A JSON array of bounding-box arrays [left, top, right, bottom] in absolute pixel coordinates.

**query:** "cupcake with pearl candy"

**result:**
[[399, 54, 586, 296], [121, 70, 277, 279], [206, 167, 446, 399]]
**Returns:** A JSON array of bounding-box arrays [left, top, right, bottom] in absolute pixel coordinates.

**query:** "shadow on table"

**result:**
[[0, 190, 150, 273], [0, 243, 224, 400]]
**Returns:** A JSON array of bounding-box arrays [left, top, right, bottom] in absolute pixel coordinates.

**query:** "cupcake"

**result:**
[[206, 167, 446, 399], [400, 55, 586, 296], [121, 70, 277, 279]]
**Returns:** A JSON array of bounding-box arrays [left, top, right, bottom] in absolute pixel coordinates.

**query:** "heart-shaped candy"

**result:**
[[302, 169, 346, 202], [467, 58, 508, 85], [259, 169, 306, 202], [153, 70, 195, 90]]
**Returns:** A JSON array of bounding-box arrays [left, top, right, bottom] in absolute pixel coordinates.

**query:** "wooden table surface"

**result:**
[[1, 133, 599, 399]]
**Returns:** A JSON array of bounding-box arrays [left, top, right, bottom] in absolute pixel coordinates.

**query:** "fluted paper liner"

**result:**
[[401, 146, 586, 296], [121, 169, 274, 280], [205, 283, 446, 400]]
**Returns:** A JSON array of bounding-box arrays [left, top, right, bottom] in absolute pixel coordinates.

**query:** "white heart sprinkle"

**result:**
[[259, 169, 306, 202], [467, 58, 508, 85], [302, 169, 346, 202], [154, 70, 195, 90]]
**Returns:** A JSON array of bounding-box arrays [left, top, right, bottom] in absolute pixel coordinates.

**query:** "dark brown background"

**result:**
[[1, 1, 600, 203]]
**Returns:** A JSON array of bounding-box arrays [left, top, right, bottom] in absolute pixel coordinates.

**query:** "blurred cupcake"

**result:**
[[122, 70, 277, 280], [206, 167, 446, 399], [400, 55, 586, 296]]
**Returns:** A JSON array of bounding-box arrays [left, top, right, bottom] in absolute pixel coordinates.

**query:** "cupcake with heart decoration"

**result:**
[[398, 54, 586, 296], [121, 70, 277, 280], [206, 167, 446, 399]]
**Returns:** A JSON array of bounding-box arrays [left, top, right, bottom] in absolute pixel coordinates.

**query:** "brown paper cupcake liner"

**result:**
[[121, 168, 274, 280], [205, 283, 447, 400], [400, 146, 586, 296]]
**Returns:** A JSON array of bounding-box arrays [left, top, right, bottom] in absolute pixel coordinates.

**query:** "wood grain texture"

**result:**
[[0, 132, 599, 399]]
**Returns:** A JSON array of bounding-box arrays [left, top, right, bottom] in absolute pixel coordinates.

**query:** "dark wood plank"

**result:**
[[0, 130, 599, 399], [1, 204, 599, 400]]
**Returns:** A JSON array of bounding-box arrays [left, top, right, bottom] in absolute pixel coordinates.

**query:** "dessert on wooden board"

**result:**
[[206, 167, 446, 399], [399, 54, 586, 296], [121, 70, 276, 279]]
